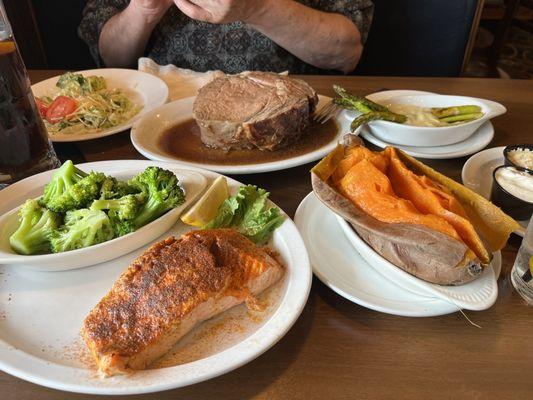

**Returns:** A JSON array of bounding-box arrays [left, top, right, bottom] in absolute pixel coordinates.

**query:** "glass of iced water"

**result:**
[[511, 220, 533, 304]]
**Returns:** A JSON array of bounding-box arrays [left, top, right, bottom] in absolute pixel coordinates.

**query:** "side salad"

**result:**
[[9, 161, 185, 255], [36, 72, 141, 135]]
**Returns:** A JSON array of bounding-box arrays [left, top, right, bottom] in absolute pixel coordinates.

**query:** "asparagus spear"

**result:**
[[333, 85, 388, 112], [350, 111, 407, 132], [439, 112, 484, 124], [431, 105, 482, 119]]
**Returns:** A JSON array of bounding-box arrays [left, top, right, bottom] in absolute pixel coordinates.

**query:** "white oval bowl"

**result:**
[[347, 90, 506, 147], [335, 215, 499, 311], [0, 165, 207, 271]]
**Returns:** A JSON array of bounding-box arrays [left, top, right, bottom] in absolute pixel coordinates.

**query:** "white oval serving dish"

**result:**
[[0, 164, 206, 271], [347, 90, 506, 147], [335, 215, 500, 311]]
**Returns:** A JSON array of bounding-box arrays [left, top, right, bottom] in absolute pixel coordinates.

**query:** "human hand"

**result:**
[[130, 0, 174, 22], [173, 0, 267, 24]]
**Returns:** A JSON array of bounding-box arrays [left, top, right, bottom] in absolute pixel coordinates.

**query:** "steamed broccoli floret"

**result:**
[[50, 209, 114, 253], [91, 194, 143, 221], [109, 216, 136, 237], [9, 199, 61, 255], [99, 176, 140, 199], [40, 160, 106, 213], [40, 160, 87, 208], [127, 167, 185, 228]]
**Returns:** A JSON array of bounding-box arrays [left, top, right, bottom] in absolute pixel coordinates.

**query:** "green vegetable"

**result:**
[[128, 167, 185, 228], [56, 72, 106, 97], [438, 112, 484, 124], [40, 160, 106, 213], [99, 176, 139, 200], [50, 209, 114, 253], [431, 105, 482, 119], [44, 72, 140, 136], [332, 85, 407, 132], [9, 199, 61, 255], [91, 194, 143, 221], [350, 110, 408, 131], [204, 185, 285, 245]]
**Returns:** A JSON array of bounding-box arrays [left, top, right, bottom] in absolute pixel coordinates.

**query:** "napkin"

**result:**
[[137, 58, 224, 102]]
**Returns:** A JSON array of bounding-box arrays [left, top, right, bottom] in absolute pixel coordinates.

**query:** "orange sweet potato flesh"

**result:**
[[333, 146, 490, 264], [387, 148, 490, 264], [337, 159, 462, 241]]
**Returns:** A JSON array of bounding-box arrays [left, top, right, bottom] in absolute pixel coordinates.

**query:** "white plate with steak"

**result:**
[[131, 72, 350, 174], [0, 160, 312, 395]]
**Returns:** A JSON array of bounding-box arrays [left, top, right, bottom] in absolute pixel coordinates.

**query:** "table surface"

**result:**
[[2, 71, 532, 400]]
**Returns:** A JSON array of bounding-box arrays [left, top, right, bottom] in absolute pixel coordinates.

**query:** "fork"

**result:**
[[312, 99, 341, 124]]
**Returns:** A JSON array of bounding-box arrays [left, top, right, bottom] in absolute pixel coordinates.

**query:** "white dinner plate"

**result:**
[[0, 160, 312, 395], [130, 95, 350, 174], [0, 165, 207, 271], [294, 193, 500, 316], [358, 121, 494, 159], [462, 146, 528, 235], [31, 69, 169, 142]]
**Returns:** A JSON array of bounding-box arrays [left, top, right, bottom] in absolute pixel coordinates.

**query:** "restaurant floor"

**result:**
[[465, 25, 533, 79]]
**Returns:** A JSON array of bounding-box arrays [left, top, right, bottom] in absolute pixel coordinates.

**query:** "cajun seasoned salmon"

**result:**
[[81, 229, 284, 376]]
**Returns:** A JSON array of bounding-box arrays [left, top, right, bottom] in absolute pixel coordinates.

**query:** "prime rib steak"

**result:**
[[192, 71, 318, 151]]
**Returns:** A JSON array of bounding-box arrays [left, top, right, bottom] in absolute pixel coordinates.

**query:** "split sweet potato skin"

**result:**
[[311, 142, 519, 286], [312, 173, 483, 285]]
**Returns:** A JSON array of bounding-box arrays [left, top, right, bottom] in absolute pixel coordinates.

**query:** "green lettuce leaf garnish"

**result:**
[[203, 185, 284, 245]]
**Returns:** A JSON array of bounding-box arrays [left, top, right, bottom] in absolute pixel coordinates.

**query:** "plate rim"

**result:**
[[31, 68, 169, 143], [295, 192, 464, 317], [0, 159, 312, 395], [130, 95, 347, 174], [359, 121, 494, 159]]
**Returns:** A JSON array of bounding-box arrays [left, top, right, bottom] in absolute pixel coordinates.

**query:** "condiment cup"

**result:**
[[490, 165, 533, 221], [504, 144, 533, 174], [348, 90, 506, 147]]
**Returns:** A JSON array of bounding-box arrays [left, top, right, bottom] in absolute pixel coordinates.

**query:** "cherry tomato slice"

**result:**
[[34, 97, 49, 117], [45, 96, 77, 124]]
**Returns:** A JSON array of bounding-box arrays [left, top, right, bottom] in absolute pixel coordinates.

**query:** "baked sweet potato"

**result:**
[[311, 142, 520, 286]]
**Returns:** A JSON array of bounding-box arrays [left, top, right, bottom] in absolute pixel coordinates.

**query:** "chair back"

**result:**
[[355, 0, 481, 76]]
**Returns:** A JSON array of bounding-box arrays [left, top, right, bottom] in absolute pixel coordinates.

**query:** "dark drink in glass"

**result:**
[[0, 1, 59, 186]]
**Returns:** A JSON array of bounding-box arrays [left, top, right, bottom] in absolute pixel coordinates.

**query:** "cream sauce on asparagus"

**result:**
[[381, 102, 484, 127], [385, 103, 446, 127]]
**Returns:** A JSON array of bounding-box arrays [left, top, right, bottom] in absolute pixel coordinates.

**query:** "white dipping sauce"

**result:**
[[508, 148, 533, 170], [495, 167, 533, 203]]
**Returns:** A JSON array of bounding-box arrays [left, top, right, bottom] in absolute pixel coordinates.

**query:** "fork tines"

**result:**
[[313, 100, 340, 124]]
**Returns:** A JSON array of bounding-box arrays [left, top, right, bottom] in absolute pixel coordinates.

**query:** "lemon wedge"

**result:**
[[181, 176, 229, 227]]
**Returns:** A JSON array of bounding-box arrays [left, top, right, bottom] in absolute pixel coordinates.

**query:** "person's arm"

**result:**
[[174, 0, 364, 73], [99, 0, 172, 67]]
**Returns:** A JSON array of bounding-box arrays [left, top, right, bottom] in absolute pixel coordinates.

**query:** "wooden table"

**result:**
[[2, 71, 532, 400]]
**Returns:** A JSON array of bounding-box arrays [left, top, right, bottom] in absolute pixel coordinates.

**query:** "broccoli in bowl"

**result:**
[[9, 161, 185, 255]]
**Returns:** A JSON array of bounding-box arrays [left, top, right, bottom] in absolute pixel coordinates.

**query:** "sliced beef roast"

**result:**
[[192, 71, 318, 151]]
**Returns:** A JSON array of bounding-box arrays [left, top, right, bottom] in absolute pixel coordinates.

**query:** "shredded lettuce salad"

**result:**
[[40, 72, 141, 135]]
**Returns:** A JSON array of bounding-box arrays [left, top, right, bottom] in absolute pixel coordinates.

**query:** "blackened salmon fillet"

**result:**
[[81, 228, 284, 376]]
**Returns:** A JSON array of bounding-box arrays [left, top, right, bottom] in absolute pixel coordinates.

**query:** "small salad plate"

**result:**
[[32, 69, 169, 142], [462, 146, 528, 236], [358, 121, 494, 160], [131, 95, 350, 174], [0, 163, 207, 271], [294, 193, 497, 316], [0, 160, 312, 395]]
